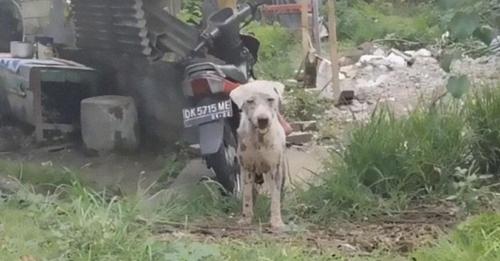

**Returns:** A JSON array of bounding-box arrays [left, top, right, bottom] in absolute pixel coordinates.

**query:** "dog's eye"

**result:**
[[246, 99, 255, 104], [267, 98, 275, 103]]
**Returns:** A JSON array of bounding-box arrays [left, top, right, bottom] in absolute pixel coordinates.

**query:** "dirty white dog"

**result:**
[[230, 80, 287, 231]]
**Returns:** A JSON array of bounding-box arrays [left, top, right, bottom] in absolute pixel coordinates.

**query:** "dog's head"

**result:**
[[230, 80, 284, 134]]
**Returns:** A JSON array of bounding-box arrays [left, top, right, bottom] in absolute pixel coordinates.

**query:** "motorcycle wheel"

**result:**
[[206, 123, 241, 197]]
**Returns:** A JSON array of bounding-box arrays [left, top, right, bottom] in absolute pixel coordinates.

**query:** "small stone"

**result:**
[[404, 50, 417, 57], [359, 55, 384, 65], [364, 65, 374, 71], [373, 48, 386, 56], [415, 48, 432, 57], [286, 132, 314, 145], [302, 121, 318, 132], [339, 56, 355, 67], [350, 100, 366, 113], [340, 65, 357, 78], [386, 53, 407, 67], [0, 176, 20, 194]]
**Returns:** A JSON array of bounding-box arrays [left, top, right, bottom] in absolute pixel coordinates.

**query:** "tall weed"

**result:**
[[466, 86, 500, 175], [302, 104, 472, 220]]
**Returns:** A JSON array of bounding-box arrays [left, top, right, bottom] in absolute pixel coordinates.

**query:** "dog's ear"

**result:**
[[230, 80, 285, 109], [230, 85, 251, 109], [269, 82, 285, 103]]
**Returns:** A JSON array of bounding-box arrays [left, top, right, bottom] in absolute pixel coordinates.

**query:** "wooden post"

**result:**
[[300, 0, 310, 59], [311, 0, 321, 54], [327, 0, 340, 100], [217, 0, 236, 9]]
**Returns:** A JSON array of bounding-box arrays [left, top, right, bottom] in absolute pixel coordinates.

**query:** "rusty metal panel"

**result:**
[[72, 0, 199, 58]]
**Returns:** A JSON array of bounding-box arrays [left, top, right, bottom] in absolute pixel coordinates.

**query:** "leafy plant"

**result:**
[[284, 88, 328, 121], [437, 0, 499, 44], [178, 0, 203, 25], [244, 22, 299, 80]]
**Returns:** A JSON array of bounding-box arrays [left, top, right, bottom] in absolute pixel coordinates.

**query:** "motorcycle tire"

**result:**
[[206, 123, 241, 196]]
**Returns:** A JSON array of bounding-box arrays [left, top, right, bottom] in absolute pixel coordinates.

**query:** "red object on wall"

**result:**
[[261, 4, 312, 14]]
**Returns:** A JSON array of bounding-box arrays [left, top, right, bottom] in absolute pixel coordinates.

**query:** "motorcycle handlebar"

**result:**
[[192, 1, 268, 54]]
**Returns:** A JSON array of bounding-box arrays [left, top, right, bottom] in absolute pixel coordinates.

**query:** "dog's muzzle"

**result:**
[[257, 117, 269, 130]]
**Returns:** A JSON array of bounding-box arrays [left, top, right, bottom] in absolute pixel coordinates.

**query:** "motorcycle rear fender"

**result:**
[[199, 119, 225, 155]]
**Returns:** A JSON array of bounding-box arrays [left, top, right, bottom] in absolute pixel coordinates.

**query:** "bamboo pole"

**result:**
[[311, 0, 321, 54], [327, 0, 340, 100], [300, 0, 310, 59]]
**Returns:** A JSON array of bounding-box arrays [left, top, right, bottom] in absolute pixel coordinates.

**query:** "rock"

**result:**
[[289, 121, 318, 132], [373, 48, 386, 56], [0, 176, 20, 194], [359, 55, 385, 65], [81, 96, 140, 154], [386, 53, 407, 67], [284, 79, 298, 86], [339, 56, 355, 67], [350, 100, 366, 113], [340, 65, 357, 78], [404, 50, 417, 57], [363, 65, 374, 72], [302, 121, 318, 131], [415, 48, 432, 57], [287, 132, 314, 145], [316, 57, 349, 89]]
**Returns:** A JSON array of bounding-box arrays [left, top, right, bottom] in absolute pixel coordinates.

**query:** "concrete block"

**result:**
[[81, 96, 139, 153], [286, 132, 314, 145], [290, 121, 318, 132]]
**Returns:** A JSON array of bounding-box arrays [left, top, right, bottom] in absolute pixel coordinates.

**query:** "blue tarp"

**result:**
[[0, 58, 69, 73]]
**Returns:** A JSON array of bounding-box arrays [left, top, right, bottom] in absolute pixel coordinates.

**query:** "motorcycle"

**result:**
[[181, 0, 268, 196]]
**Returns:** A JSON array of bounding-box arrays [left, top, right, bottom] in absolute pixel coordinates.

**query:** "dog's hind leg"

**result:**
[[238, 168, 254, 225], [266, 165, 286, 231]]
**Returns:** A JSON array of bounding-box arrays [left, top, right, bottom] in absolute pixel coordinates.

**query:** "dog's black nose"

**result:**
[[257, 118, 269, 129]]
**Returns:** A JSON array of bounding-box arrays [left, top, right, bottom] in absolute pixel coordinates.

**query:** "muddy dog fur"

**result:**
[[230, 80, 287, 231]]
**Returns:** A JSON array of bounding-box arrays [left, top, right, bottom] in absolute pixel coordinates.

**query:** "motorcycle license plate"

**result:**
[[183, 100, 233, 128]]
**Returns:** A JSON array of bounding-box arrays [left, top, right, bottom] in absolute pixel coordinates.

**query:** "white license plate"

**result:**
[[183, 100, 233, 127]]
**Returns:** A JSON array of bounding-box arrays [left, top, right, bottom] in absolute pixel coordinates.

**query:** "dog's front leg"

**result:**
[[267, 165, 286, 231], [238, 168, 254, 225]]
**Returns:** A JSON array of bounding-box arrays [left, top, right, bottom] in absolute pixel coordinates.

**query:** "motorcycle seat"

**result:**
[[185, 62, 247, 83], [217, 64, 247, 83]]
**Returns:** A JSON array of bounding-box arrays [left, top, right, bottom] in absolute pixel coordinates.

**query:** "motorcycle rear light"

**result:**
[[223, 80, 240, 94], [191, 78, 211, 96]]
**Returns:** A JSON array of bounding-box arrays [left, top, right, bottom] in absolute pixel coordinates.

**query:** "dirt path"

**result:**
[[152, 202, 458, 256]]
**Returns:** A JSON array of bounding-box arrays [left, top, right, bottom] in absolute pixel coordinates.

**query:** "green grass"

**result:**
[[0, 181, 352, 260], [302, 104, 471, 221], [466, 86, 500, 175], [0, 160, 82, 191], [335, 0, 441, 47], [412, 213, 500, 261], [244, 22, 300, 81]]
